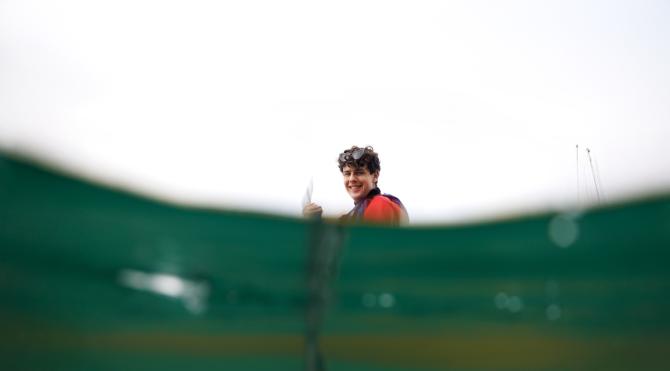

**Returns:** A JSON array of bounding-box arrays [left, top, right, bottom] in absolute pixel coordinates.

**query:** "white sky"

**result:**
[[1, 0, 669, 223]]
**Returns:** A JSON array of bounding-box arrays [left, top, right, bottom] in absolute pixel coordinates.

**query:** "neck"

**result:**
[[354, 187, 381, 205]]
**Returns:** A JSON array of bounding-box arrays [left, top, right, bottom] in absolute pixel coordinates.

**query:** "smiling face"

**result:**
[[342, 165, 379, 203]]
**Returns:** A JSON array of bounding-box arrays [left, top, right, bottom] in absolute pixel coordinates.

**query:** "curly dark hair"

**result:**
[[337, 146, 381, 174]]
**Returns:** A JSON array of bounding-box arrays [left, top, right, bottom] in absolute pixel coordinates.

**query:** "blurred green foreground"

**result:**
[[0, 152, 669, 371]]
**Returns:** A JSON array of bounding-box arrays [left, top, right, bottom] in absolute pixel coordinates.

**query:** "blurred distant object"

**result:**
[[1, 152, 669, 370]]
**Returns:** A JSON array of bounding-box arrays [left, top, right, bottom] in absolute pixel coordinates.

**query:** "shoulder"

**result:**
[[367, 195, 399, 209], [363, 195, 406, 225]]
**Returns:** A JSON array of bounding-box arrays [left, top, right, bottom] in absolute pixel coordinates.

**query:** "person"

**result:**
[[303, 146, 408, 226]]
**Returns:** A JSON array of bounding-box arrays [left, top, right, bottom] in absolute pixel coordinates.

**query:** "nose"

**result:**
[[346, 173, 357, 182]]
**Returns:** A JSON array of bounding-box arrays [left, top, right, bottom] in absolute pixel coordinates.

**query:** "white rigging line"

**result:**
[[586, 148, 602, 204], [581, 148, 593, 204]]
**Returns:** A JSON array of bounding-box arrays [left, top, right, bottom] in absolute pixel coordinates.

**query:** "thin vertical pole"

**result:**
[[576, 144, 580, 207]]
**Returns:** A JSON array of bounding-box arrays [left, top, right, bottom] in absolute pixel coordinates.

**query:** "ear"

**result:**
[[372, 170, 380, 183]]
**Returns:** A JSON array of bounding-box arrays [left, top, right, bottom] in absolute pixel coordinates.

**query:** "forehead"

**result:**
[[342, 165, 369, 173]]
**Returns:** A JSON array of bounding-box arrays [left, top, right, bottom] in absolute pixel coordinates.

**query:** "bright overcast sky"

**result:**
[[1, 1, 669, 223]]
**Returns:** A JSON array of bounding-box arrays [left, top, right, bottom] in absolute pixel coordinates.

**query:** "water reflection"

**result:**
[[494, 292, 509, 310], [379, 293, 395, 308], [362, 293, 376, 308], [548, 213, 580, 248], [494, 292, 523, 313], [362, 292, 396, 309], [118, 269, 210, 314], [546, 304, 562, 321], [507, 296, 523, 313]]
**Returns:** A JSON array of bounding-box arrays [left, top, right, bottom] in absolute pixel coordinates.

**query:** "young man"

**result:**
[[303, 146, 408, 225]]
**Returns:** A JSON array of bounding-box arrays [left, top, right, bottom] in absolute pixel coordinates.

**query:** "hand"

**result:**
[[302, 202, 323, 218]]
